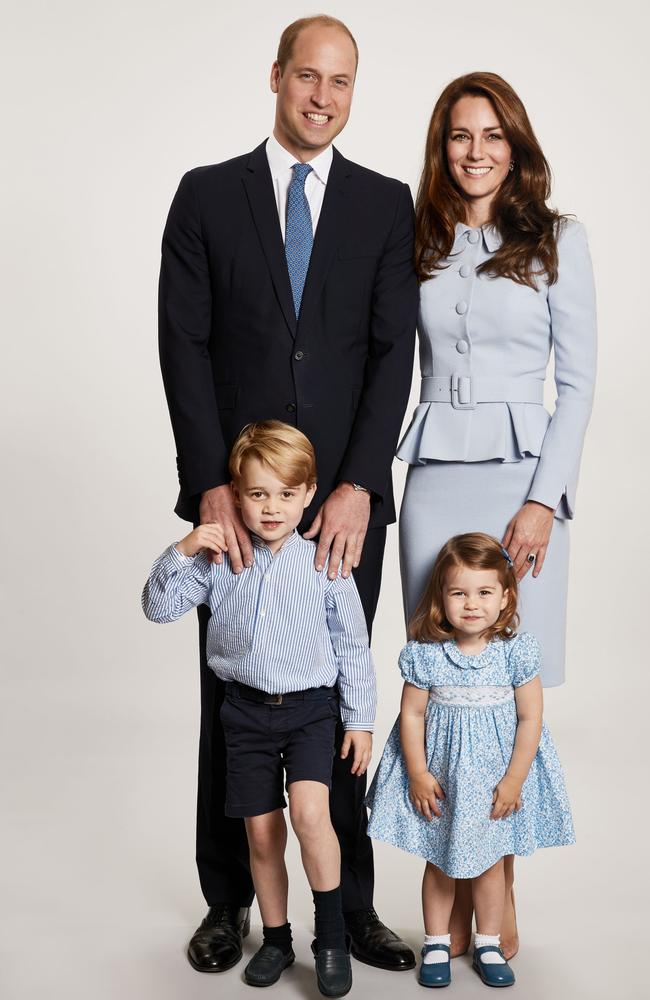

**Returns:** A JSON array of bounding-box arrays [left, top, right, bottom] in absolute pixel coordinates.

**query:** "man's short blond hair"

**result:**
[[276, 14, 359, 72], [229, 420, 317, 487]]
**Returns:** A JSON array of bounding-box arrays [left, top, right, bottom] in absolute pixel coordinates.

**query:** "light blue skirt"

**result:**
[[399, 458, 569, 686]]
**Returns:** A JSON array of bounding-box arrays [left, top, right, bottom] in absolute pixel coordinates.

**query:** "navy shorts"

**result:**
[[220, 682, 339, 818]]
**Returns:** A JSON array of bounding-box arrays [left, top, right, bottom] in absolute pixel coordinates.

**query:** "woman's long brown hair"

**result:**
[[415, 72, 565, 288]]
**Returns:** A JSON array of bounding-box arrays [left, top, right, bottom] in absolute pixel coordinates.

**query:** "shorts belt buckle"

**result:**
[[451, 372, 475, 410], [264, 693, 283, 704]]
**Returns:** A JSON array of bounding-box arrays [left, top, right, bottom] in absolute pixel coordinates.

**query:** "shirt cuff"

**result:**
[[342, 722, 375, 732], [170, 543, 196, 566]]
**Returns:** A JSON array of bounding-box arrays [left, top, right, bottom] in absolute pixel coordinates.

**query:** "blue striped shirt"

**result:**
[[142, 531, 376, 731]]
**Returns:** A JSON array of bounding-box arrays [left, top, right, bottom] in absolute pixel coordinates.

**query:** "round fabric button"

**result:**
[[456, 339, 469, 354], [459, 264, 471, 278], [467, 230, 480, 244], [286, 402, 296, 413], [455, 301, 468, 315]]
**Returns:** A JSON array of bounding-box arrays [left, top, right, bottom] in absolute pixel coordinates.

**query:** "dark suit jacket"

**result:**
[[159, 140, 418, 527]]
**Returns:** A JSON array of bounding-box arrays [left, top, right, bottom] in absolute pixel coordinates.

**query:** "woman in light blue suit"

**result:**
[[398, 73, 596, 958]]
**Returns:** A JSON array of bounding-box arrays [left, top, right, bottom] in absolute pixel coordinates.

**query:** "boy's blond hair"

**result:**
[[229, 420, 317, 487]]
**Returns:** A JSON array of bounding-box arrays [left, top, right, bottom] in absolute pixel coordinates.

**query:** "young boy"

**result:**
[[143, 420, 375, 998]]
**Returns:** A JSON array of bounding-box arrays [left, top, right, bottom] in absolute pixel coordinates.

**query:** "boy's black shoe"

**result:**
[[311, 936, 353, 998], [244, 944, 295, 986], [187, 905, 251, 972]]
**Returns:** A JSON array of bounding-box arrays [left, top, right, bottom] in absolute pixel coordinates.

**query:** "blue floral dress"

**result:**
[[366, 633, 575, 878]]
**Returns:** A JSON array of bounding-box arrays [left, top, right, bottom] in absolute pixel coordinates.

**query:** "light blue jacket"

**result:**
[[397, 220, 597, 517]]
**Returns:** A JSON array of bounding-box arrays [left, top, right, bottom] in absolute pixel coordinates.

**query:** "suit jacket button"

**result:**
[[286, 403, 296, 413], [456, 339, 469, 354], [294, 351, 304, 360]]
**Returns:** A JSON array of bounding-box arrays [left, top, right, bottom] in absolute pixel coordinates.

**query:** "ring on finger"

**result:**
[[527, 553, 536, 563]]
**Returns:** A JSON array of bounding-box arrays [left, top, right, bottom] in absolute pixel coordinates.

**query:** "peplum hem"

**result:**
[[396, 401, 551, 466]]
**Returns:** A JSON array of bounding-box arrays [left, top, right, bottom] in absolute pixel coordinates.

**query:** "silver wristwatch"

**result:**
[[351, 483, 370, 493]]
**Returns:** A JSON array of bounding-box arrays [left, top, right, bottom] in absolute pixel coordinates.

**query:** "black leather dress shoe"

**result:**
[[187, 904, 251, 973], [345, 907, 416, 971], [244, 944, 295, 986], [311, 937, 352, 998]]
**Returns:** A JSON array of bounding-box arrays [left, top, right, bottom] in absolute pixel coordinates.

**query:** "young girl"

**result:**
[[366, 533, 574, 989]]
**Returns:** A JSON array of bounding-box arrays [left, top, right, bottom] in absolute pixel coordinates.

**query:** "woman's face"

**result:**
[[446, 95, 512, 209]]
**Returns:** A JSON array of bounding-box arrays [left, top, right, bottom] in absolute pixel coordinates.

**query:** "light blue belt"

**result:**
[[420, 374, 544, 410]]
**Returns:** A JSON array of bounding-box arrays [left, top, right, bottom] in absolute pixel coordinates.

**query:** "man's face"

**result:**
[[270, 25, 356, 161]]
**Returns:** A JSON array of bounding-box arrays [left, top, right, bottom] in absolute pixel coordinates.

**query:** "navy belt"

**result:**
[[226, 681, 337, 705]]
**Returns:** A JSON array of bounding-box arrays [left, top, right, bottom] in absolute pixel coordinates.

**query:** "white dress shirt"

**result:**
[[265, 133, 333, 241]]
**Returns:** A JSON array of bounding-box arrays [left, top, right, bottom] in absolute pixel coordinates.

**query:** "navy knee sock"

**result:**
[[263, 921, 293, 955], [312, 887, 346, 951]]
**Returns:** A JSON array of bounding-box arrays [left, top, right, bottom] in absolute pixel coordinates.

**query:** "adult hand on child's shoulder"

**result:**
[[491, 776, 523, 820], [340, 730, 372, 776], [304, 482, 371, 580], [199, 484, 253, 571], [176, 523, 228, 559], [408, 771, 445, 821]]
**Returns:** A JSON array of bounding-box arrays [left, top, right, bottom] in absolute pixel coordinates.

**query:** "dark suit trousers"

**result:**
[[195, 526, 387, 911]]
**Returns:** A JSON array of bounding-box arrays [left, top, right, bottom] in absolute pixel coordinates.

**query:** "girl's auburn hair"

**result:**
[[409, 532, 519, 643], [415, 71, 566, 289]]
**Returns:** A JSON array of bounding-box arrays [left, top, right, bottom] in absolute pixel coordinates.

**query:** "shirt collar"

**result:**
[[453, 221, 502, 253], [251, 528, 300, 551], [265, 133, 333, 186]]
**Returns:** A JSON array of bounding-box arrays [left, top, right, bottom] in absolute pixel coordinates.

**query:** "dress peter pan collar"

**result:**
[[442, 638, 504, 670]]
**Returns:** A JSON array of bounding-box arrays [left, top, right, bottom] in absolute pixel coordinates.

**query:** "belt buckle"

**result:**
[[264, 693, 283, 705], [451, 373, 475, 410]]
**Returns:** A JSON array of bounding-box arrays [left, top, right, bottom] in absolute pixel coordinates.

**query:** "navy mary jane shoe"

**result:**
[[418, 943, 451, 988], [472, 945, 515, 987]]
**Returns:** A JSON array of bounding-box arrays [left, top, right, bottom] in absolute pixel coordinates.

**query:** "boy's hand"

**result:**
[[176, 523, 228, 559], [408, 771, 445, 821], [340, 731, 372, 776], [491, 776, 523, 819]]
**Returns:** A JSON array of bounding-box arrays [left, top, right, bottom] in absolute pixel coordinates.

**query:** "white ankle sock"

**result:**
[[474, 933, 505, 964], [423, 933, 451, 964]]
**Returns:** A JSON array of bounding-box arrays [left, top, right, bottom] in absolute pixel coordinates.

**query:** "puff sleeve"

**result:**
[[507, 632, 541, 687], [398, 642, 432, 690]]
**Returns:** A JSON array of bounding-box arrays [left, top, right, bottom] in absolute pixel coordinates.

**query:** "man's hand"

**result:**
[[491, 776, 523, 820], [176, 523, 228, 559], [340, 730, 372, 776], [199, 485, 253, 572], [408, 770, 445, 821], [303, 482, 371, 579]]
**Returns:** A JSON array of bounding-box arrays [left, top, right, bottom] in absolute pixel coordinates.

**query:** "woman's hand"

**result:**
[[408, 771, 445, 821], [502, 501, 555, 580], [491, 776, 523, 820]]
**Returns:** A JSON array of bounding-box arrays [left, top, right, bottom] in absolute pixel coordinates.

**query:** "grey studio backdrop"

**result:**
[[2, 1, 648, 998]]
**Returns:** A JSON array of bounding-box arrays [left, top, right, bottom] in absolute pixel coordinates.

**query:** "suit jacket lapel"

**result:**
[[298, 148, 350, 332], [241, 141, 297, 338]]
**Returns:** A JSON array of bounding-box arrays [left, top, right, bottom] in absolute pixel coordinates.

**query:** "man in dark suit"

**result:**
[[158, 14, 419, 974]]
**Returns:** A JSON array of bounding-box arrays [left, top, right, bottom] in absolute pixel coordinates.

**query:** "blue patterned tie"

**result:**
[[285, 162, 313, 316]]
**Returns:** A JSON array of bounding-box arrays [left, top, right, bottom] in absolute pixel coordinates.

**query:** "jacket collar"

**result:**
[[453, 221, 502, 253]]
